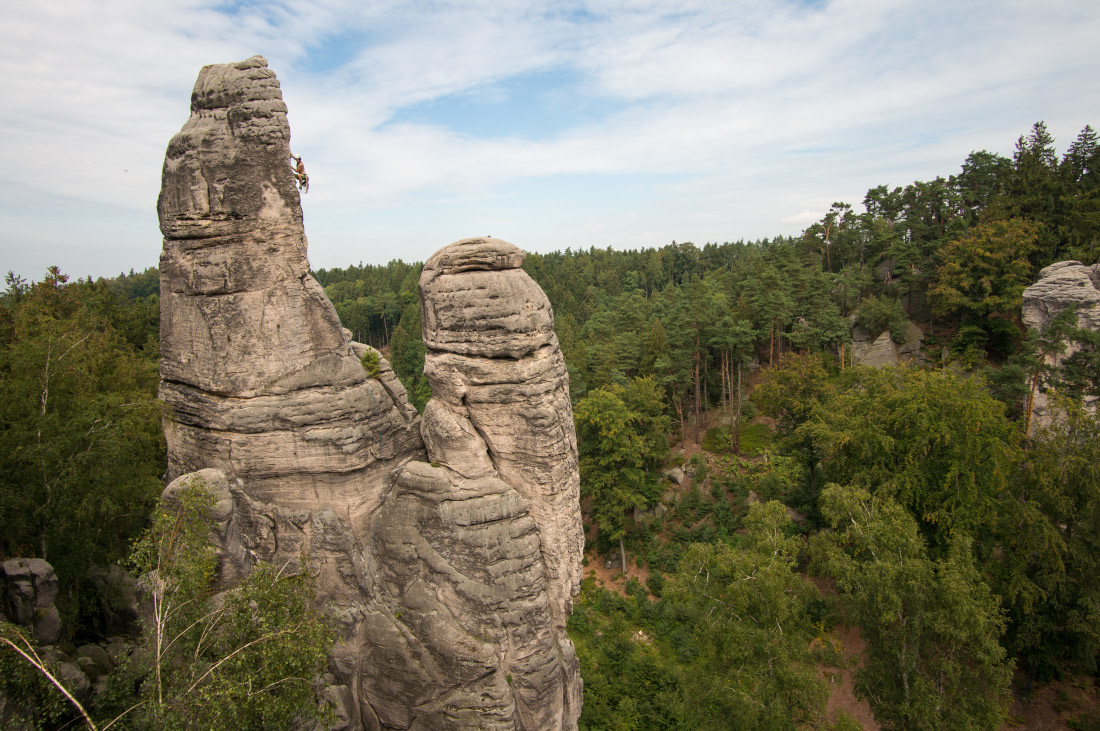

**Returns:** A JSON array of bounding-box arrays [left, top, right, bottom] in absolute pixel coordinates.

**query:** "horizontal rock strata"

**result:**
[[158, 61, 583, 729], [157, 56, 425, 726], [357, 238, 582, 729]]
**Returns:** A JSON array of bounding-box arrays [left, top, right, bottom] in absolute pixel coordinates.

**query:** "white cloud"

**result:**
[[2, 0, 1099, 278]]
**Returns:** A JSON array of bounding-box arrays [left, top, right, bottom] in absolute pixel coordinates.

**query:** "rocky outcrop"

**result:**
[[852, 331, 899, 368], [1022, 261, 1100, 433], [418, 239, 583, 630], [157, 59, 582, 729], [0, 558, 61, 645], [1023, 261, 1100, 331], [898, 321, 925, 358], [357, 239, 583, 729], [157, 54, 423, 579], [156, 55, 426, 727]]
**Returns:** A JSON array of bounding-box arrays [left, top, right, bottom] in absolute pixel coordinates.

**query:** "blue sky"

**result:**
[[1, 0, 1098, 280]]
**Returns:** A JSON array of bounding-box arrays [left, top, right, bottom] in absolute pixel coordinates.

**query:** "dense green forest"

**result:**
[[3, 121, 1100, 728]]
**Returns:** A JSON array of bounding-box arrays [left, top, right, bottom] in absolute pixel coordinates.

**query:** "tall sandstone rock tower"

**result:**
[[157, 56, 582, 729]]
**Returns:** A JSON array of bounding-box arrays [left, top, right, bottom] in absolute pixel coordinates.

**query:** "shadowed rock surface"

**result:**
[[158, 58, 582, 729], [1022, 261, 1100, 433]]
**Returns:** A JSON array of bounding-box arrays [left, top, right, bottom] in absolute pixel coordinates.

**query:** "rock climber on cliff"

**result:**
[[291, 154, 309, 193]]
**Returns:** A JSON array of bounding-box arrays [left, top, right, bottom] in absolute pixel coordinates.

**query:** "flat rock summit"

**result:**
[[157, 56, 583, 729]]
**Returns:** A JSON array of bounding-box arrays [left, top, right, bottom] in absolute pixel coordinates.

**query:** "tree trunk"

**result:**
[[694, 335, 702, 445], [719, 350, 727, 424], [672, 389, 686, 449], [734, 360, 743, 455], [619, 535, 627, 578], [1024, 369, 1040, 437], [724, 350, 732, 451], [703, 353, 709, 427]]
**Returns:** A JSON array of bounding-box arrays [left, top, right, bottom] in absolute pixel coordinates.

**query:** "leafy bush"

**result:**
[[738, 422, 774, 455], [646, 570, 665, 597], [360, 347, 382, 377], [117, 479, 336, 729], [856, 294, 907, 343], [702, 425, 732, 452]]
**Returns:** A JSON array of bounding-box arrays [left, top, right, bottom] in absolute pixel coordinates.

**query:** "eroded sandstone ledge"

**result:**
[[158, 57, 582, 729]]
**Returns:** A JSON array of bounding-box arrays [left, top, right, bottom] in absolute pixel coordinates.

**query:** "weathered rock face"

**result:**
[[157, 55, 427, 726], [158, 54, 423, 573], [357, 239, 583, 730], [852, 331, 899, 368], [0, 558, 62, 645], [418, 239, 583, 628], [1023, 261, 1100, 331], [158, 60, 582, 729], [1022, 261, 1100, 432]]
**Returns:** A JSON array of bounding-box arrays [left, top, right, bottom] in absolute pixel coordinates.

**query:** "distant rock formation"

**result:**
[[852, 331, 899, 368], [157, 58, 582, 729], [1022, 261, 1100, 433], [847, 318, 924, 368], [0, 558, 61, 646]]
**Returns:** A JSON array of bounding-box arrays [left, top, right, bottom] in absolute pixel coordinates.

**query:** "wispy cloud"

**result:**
[[1, 0, 1098, 278]]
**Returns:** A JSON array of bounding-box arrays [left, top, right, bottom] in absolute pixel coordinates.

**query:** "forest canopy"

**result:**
[[3, 121, 1099, 729]]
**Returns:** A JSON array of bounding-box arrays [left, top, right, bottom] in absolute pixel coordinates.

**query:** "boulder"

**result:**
[[56, 662, 90, 699], [663, 467, 685, 485], [87, 564, 140, 637], [633, 503, 668, 524], [74, 645, 114, 679], [899, 321, 925, 355], [847, 313, 872, 344], [103, 638, 131, 666], [1, 558, 59, 628], [852, 331, 899, 368], [32, 606, 62, 646]]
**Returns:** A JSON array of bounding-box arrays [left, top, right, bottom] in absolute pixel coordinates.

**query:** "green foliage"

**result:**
[[932, 218, 1039, 348], [701, 424, 732, 452], [800, 367, 1023, 556], [575, 377, 671, 554], [115, 479, 335, 730], [813, 484, 1013, 730], [738, 421, 773, 455], [671, 502, 828, 729], [360, 347, 382, 378], [755, 351, 837, 438], [570, 578, 689, 730], [315, 260, 420, 350], [387, 304, 432, 411], [0, 622, 85, 729], [856, 294, 908, 342], [1010, 401, 1100, 676], [0, 268, 165, 609]]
